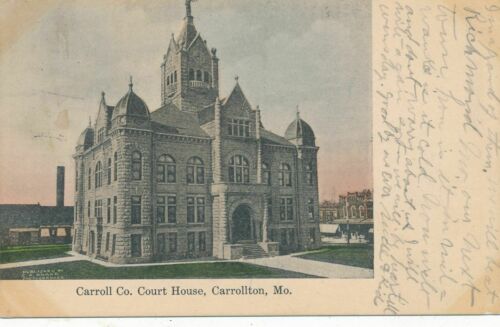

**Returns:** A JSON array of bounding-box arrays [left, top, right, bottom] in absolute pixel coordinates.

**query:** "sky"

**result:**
[[0, 0, 371, 205]]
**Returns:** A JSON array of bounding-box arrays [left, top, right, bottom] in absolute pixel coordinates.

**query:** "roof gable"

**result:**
[[223, 83, 253, 116]]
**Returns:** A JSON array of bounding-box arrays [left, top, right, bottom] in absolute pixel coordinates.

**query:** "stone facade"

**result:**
[[72, 1, 321, 264]]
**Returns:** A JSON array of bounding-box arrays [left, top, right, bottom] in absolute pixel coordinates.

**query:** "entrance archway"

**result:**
[[231, 205, 254, 243]]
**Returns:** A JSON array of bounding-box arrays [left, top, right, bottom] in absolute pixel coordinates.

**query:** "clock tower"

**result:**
[[160, 0, 219, 113]]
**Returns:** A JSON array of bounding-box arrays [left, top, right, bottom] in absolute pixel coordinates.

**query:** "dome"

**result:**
[[284, 113, 316, 146], [77, 127, 94, 150], [112, 81, 150, 120]]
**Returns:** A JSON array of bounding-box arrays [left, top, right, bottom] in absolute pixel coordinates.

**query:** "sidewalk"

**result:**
[[245, 255, 374, 278], [0, 255, 83, 270]]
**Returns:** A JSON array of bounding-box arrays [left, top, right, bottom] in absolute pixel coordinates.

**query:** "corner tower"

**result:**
[[161, 0, 219, 113]]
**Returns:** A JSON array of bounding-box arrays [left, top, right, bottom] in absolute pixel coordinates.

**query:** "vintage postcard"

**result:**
[[0, 0, 498, 317]]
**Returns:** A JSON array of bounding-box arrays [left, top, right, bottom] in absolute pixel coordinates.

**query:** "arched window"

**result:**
[[203, 71, 210, 83], [279, 163, 292, 186], [167, 75, 170, 85], [189, 69, 195, 80], [107, 158, 112, 185], [170, 73, 174, 84], [351, 206, 357, 218], [196, 70, 202, 81], [157, 155, 176, 183], [95, 161, 102, 188], [305, 162, 314, 185], [187, 157, 204, 184], [174, 71, 177, 83], [262, 162, 271, 185], [131, 151, 142, 180], [228, 155, 250, 184], [113, 152, 118, 182]]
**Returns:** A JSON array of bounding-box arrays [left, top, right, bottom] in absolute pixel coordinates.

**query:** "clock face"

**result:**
[[120, 116, 126, 124]]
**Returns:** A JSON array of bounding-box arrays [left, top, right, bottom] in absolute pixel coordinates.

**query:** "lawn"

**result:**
[[0, 260, 312, 280], [296, 244, 373, 269], [0, 244, 71, 264]]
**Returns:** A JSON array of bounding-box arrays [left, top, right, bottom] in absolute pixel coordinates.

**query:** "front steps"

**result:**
[[241, 243, 269, 259]]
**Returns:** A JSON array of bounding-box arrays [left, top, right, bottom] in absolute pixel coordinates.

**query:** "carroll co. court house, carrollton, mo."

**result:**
[[72, 0, 321, 264]]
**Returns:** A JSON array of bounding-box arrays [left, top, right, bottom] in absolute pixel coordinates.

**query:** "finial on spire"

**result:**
[[235, 75, 239, 83], [101, 91, 105, 101], [296, 105, 300, 118], [185, 0, 195, 18], [88, 116, 92, 127], [129, 76, 133, 91]]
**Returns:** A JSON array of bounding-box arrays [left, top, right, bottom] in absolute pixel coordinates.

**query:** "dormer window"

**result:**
[[228, 119, 250, 137], [189, 69, 195, 80]]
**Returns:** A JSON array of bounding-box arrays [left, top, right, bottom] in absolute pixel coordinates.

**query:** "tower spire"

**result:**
[[296, 105, 300, 119], [129, 76, 133, 91], [185, 0, 194, 18]]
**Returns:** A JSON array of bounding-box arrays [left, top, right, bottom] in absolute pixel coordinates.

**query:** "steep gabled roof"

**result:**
[[150, 103, 209, 138], [223, 82, 253, 114]]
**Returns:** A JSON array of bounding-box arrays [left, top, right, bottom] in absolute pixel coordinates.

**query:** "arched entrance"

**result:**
[[231, 205, 254, 243]]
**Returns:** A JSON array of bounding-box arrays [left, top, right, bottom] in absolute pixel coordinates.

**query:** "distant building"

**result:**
[[319, 190, 373, 243], [0, 167, 73, 247]]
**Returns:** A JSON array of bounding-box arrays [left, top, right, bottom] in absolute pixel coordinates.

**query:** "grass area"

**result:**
[[0, 244, 71, 264], [0, 260, 313, 280], [296, 244, 373, 269]]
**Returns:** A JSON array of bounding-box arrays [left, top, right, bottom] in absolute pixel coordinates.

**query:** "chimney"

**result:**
[[56, 166, 65, 207]]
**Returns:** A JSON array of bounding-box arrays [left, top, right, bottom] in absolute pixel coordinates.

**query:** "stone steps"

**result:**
[[241, 243, 269, 259]]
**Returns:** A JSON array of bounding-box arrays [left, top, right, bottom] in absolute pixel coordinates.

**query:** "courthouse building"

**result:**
[[72, 1, 321, 264]]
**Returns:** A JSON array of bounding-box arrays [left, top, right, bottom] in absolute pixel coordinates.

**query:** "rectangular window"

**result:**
[[113, 153, 117, 181], [106, 198, 111, 223], [228, 119, 250, 137], [187, 197, 195, 223], [186, 166, 194, 184], [157, 233, 165, 254], [131, 234, 142, 257], [88, 201, 91, 218], [113, 196, 117, 224], [307, 198, 314, 220], [280, 229, 288, 245], [167, 196, 177, 223], [187, 196, 205, 223], [168, 233, 177, 252], [196, 197, 205, 223], [88, 168, 91, 189], [309, 228, 316, 244], [187, 232, 195, 253], [196, 167, 204, 184], [131, 196, 141, 224], [75, 201, 78, 222], [167, 165, 176, 183], [287, 229, 295, 245], [111, 234, 116, 255], [105, 232, 110, 251], [279, 197, 294, 221], [198, 232, 206, 251], [157, 164, 165, 183], [107, 159, 112, 185], [156, 196, 165, 223]]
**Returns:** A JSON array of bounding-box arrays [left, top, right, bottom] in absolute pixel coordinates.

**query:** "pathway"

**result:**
[[244, 254, 374, 278]]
